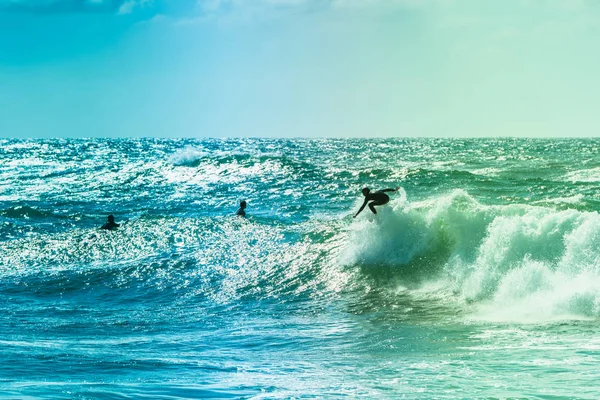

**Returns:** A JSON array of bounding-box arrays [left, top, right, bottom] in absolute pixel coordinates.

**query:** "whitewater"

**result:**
[[1, 138, 599, 398]]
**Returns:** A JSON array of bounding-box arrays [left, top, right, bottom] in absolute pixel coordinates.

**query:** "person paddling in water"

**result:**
[[353, 187, 401, 218], [236, 200, 247, 217], [101, 214, 120, 230]]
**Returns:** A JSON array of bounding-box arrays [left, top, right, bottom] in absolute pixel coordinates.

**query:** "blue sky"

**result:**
[[1, 0, 599, 138]]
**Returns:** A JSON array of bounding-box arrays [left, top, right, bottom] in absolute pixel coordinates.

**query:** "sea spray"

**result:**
[[341, 189, 600, 320], [341, 190, 493, 281], [169, 147, 208, 167]]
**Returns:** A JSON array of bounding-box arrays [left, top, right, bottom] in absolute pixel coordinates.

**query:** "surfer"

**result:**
[[236, 200, 247, 217], [353, 187, 401, 218], [101, 214, 120, 230]]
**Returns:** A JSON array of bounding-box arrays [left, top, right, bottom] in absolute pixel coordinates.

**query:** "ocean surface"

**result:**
[[1, 138, 600, 399]]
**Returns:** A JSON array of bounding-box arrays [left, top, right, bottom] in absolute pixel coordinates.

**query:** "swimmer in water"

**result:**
[[101, 214, 120, 230], [236, 200, 247, 217], [353, 187, 401, 218]]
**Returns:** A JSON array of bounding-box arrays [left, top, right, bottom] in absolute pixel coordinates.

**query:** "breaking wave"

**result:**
[[169, 147, 209, 167], [3, 188, 599, 323], [343, 190, 600, 322]]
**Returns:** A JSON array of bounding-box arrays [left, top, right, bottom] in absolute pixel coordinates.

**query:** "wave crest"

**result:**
[[169, 147, 208, 167], [342, 190, 600, 321]]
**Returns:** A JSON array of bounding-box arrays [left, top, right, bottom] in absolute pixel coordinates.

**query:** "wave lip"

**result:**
[[169, 147, 209, 167]]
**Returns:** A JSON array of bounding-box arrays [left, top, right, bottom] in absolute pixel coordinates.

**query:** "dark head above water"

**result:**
[[237, 200, 247, 217], [101, 214, 120, 230], [362, 187, 370, 196]]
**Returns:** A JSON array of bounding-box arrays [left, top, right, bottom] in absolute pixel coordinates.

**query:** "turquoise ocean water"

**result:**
[[1, 138, 600, 399]]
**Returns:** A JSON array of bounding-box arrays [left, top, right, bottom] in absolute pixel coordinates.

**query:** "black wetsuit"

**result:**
[[236, 208, 246, 217], [354, 188, 396, 217], [101, 221, 120, 230]]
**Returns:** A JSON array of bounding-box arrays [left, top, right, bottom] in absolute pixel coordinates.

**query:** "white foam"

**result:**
[[341, 189, 600, 322], [564, 167, 600, 183], [169, 147, 208, 166]]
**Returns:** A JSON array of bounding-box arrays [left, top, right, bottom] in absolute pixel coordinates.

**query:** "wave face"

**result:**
[[1, 138, 600, 398], [342, 190, 600, 321]]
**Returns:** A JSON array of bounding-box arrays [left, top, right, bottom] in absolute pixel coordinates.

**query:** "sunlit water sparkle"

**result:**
[[1, 138, 600, 398]]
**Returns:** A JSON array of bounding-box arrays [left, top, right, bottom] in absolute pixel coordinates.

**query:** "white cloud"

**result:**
[[118, 0, 152, 15], [118, 0, 136, 14]]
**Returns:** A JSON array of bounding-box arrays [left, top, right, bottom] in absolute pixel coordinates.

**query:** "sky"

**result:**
[[0, 0, 599, 138]]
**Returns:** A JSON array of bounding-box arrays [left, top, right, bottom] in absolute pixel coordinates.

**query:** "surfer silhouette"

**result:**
[[236, 200, 247, 217], [353, 187, 400, 218], [101, 214, 120, 230]]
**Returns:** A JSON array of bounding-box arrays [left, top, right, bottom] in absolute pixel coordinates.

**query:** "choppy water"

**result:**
[[1, 138, 600, 399]]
